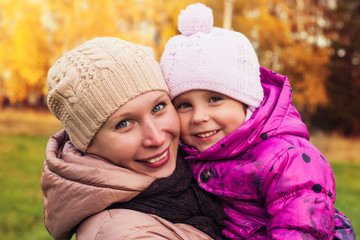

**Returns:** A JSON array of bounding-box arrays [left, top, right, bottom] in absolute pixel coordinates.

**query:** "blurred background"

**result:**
[[0, 0, 359, 239]]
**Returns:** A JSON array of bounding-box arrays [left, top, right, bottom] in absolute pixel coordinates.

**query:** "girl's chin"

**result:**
[[193, 143, 214, 152], [193, 139, 220, 152]]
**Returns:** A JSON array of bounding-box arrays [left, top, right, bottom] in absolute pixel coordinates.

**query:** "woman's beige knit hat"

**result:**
[[47, 37, 169, 152]]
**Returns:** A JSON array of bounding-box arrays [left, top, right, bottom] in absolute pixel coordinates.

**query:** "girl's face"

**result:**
[[173, 90, 246, 152], [87, 91, 180, 178]]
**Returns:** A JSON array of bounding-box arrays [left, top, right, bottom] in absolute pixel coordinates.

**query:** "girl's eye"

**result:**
[[176, 102, 191, 109], [153, 103, 165, 113], [116, 120, 131, 129], [209, 96, 222, 102]]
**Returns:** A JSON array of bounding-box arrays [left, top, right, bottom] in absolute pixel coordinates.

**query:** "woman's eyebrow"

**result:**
[[152, 92, 168, 102], [106, 93, 168, 124]]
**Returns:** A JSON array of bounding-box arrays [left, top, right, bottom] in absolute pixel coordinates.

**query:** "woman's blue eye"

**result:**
[[153, 103, 165, 113], [116, 120, 130, 129]]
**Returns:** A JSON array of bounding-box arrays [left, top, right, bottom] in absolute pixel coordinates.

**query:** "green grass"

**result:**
[[332, 161, 360, 237], [0, 134, 52, 240]]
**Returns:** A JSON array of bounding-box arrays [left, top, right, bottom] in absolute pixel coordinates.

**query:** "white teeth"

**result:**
[[145, 151, 167, 163], [196, 130, 217, 138]]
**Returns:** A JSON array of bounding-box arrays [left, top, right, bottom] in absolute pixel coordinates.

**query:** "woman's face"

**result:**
[[87, 91, 180, 178]]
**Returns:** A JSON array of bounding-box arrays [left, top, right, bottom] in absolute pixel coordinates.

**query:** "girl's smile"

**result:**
[[194, 130, 219, 139]]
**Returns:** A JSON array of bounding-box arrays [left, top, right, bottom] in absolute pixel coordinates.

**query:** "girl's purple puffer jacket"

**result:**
[[183, 67, 354, 239]]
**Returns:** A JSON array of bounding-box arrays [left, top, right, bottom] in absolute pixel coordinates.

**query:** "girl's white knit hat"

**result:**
[[47, 37, 168, 152], [160, 3, 263, 113]]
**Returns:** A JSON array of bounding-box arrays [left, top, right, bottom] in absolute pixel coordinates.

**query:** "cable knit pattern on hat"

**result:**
[[47, 37, 168, 152], [160, 3, 263, 115]]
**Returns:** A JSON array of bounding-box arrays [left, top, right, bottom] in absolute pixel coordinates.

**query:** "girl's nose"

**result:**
[[191, 107, 210, 124], [142, 119, 166, 147]]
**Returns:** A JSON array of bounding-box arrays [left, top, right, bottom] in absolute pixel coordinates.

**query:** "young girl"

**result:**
[[42, 37, 225, 240], [160, 3, 354, 239]]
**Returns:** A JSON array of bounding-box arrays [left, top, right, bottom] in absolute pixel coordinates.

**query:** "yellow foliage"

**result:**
[[0, 0, 331, 114], [1, 1, 49, 103], [228, 0, 330, 115]]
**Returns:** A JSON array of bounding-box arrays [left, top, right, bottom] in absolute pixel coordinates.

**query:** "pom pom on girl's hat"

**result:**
[[160, 3, 264, 116], [178, 2, 213, 36]]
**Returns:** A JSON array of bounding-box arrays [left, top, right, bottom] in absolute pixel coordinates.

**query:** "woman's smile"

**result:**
[[136, 148, 170, 168]]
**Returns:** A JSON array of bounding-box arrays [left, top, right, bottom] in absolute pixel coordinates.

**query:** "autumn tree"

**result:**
[[1, 0, 50, 106], [279, 0, 330, 121], [313, 0, 360, 134], [0, 1, 7, 107]]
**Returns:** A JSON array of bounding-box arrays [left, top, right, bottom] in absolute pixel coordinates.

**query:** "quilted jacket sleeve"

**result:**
[[76, 209, 214, 240], [262, 147, 336, 239]]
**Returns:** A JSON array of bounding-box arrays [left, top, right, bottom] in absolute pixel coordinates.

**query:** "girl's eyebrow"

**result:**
[[207, 91, 227, 98], [207, 91, 223, 95], [172, 97, 186, 104]]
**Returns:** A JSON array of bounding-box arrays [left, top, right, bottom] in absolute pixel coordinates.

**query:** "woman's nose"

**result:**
[[142, 119, 166, 147]]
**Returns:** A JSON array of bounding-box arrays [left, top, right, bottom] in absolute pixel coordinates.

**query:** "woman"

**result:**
[[41, 37, 224, 240]]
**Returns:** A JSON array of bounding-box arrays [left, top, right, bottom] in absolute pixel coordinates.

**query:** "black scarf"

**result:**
[[109, 149, 226, 239]]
